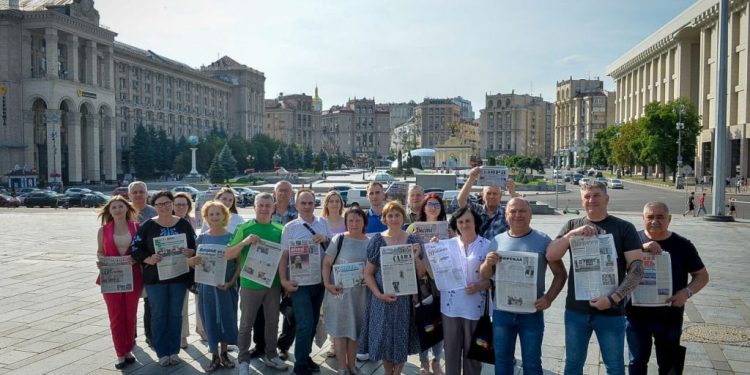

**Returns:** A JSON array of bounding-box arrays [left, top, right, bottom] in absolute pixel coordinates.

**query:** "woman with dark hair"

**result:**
[[322, 207, 370, 375], [441, 206, 491, 375], [363, 201, 428, 375], [406, 192, 450, 375], [201, 187, 245, 234], [96, 195, 142, 369], [131, 190, 197, 367]]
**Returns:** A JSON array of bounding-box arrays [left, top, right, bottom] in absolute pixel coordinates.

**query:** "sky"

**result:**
[[95, 0, 696, 116]]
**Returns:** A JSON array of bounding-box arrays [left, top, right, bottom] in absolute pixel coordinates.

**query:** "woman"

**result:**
[[322, 208, 370, 375], [321, 190, 346, 357], [201, 187, 244, 234], [406, 193, 449, 375], [440, 206, 491, 375], [96, 196, 143, 369], [363, 201, 427, 375], [173, 192, 205, 346], [131, 191, 197, 367], [188, 201, 240, 372]]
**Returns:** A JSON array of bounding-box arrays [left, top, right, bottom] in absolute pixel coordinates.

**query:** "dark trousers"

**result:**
[[626, 315, 684, 375], [144, 297, 152, 341], [252, 301, 296, 352]]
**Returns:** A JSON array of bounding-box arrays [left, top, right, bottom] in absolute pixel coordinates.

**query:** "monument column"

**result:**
[[64, 111, 82, 183], [85, 114, 100, 182], [101, 115, 117, 181], [85, 40, 97, 86], [22, 30, 31, 79], [67, 35, 79, 83]]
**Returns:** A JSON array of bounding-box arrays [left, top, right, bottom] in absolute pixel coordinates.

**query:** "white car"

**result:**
[[345, 189, 371, 209], [609, 179, 624, 189], [367, 172, 394, 182]]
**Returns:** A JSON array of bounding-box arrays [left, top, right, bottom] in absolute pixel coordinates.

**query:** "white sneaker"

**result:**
[[239, 362, 251, 375], [356, 353, 369, 361], [263, 356, 290, 370]]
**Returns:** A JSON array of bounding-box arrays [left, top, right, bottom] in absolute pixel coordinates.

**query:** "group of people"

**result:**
[[685, 191, 738, 217], [96, 166, 709, 375]]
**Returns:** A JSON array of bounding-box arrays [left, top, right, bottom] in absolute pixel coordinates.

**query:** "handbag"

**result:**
[[467, 291, 495, 364], [414, 274, 443, 352]]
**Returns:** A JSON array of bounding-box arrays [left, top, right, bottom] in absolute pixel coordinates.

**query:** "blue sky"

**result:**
[[96, 0, 695, 116]]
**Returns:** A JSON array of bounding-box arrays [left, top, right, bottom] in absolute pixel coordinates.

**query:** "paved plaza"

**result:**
[[0, 206, 748, 374]]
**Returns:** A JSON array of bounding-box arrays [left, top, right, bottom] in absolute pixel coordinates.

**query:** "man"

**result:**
[[364, 181, 388, 234], [272, 180, 298, 225], [696, 193, 707, 216], [546, 180, 644, 375], [279, 190, 331, 375], [626, 202, 709, 375], [405, 184, 425, 224], [226, 193, 290, 373], [455, 166, 518, 240], [128, 181, 157, 347], [480, 198, 567, 374], [683, 192, 695, 217]]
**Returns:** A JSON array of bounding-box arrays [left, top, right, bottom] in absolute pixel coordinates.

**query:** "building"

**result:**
[[452, 96, 475, 121], [481, 91, 554, 161], [311, 86, 322, 112], [320, 98, 390, 160], [606, 0, 750, 180], [414, 98, 461, 149], [391, 116, 419, 152], [378, 101, 416, 130], [553, 79, 615, 168], [263, 92, 320, 149], [0, 0, 264, 185]]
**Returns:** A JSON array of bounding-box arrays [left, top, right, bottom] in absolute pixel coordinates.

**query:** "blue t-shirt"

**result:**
[[488, 229, 552, 301], [365, 209, 387, 234]]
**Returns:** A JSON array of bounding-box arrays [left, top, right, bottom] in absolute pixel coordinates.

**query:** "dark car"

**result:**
[[65, 192, 91, 207], [82, 192, 110, 208], [0, 194, 21, 207], [111, 186, 129, 199], [571, 173, 584, 185], [24, 191, 69, 208]]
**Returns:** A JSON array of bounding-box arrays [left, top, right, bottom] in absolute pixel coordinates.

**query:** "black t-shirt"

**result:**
[[626, 230, 705, 322], [557, 215, 642, 316], [131, 217, 197, 285]]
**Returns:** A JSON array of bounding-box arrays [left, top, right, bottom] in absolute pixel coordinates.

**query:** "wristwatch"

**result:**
[[607, 294, 619, 308]]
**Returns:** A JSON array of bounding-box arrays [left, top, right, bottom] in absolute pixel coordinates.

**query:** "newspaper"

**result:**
[[494, 251, 539, 313], [332, 262, 366, 288], [100, 256, 134, 293], [380, 244, 418, 296], [153, 233, 189, 280], [631, 252, 673, 307], [424, 240, 467, 291], [409, 222, 450, 244], [195, 244, 227, 287], [478, 166, 508, 188], [570, 234, 619, 301], [288, 239, 322, 286], [385, 181, 408, 205], [240, 239, 283, 288]]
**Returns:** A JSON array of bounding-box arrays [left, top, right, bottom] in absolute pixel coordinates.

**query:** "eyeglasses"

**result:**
[[425, 201, 442, 208], [173, 203, 189, 207], [154, 201, 173, 207]]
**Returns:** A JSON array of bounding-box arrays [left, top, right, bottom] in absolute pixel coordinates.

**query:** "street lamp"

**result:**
[[674, 104, 686, 189]]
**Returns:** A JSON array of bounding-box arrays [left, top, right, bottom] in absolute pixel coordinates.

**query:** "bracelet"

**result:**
[[686, 287, 694, 298], [607, 295, 619, 308]]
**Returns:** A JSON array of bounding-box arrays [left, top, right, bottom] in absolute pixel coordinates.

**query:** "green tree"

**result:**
[[246, 134, 279, 171], [590, 125, 619, 168], [303, 144, 314, 169], [397, 149, 403, 172], [642, 99, 700, 181], [207, 152, 226, 183], [130, 124, 156, 177], [218, 143, 238, 181]]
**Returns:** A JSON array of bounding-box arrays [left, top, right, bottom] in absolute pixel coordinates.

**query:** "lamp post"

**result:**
[[674, 104, 686, 189]]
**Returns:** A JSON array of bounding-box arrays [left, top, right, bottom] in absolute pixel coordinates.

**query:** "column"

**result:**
[[64, 111, 82, 183], [85, 40, 97, 86], [45, 109, 62, 181], [44, 29, 59, 79], [85, 114, 100, 181], [22, 30, 31, 79], [101, 115, 116, 181], [740, 134, 748, 179], [67, 35, 79, 83], [22, 110, 35, 167], [105, 45, 114, 90]]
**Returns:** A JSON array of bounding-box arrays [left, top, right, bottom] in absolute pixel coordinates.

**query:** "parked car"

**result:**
[[0, 194, 21, 207], [596, 176, 608, 186], [578, 177, 591, 185], [345, 189, 370, 209], [571, 173, 584, 185], [328, 185, 352, 205], [66, 192, 90, 207], [367, 171, 394, 183], [171, 185, 199, 200], [233, 187, 260, 207], [608, 179, 624, 189], [64, 187, 92, 196], [423, 188, 445, 200], [24, 191, 69, 208], [82, 192, 111, 207], [111, 186, 129, 199]]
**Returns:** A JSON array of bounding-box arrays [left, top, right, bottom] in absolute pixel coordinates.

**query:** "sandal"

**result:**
[[220, 351, 235, 368], [206, 355, 221, 372]]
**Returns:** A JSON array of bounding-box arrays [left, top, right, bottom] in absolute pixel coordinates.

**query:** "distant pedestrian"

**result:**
[[696, 193, 707, 216], [737, 179, 742, 193], [729, 197, 737, 217], [683, 192, 695, 217], [700, 176, 705, 191]]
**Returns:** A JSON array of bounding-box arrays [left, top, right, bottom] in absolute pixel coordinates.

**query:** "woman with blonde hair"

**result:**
[[96, 195, 143, 369], [188, 201, 240, 371], [322, 191, 346, 235]]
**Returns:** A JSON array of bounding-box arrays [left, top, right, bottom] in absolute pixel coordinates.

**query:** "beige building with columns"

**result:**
[[320, 98, 390, 160], [0, 0, 264, 185], [482, 91, 555, 161], [607, 0, 750, 179], [264, 93, 321, 149]]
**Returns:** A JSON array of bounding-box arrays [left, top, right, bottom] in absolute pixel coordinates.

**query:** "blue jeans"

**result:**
[[145, 282, 187, 358], [291, 284, 324, 373], [564, 310, 625, 375], [493, 310, 544, 375], [626, 315, 683, 375]]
